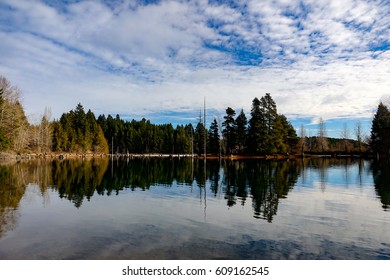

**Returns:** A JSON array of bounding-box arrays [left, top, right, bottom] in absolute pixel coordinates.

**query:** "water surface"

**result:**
[[0, 157, 389, 259]]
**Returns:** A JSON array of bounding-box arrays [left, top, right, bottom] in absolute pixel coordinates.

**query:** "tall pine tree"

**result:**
[[222, 107, 236, 154], [261, 93, 278, 153], [248, 97, 266, 154], [235, 109, 247, 154], [209, 118, 220, 155], [371, 102, 390, 154]]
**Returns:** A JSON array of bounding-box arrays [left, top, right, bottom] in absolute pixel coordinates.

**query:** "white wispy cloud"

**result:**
[[0, 0, 389, 135]]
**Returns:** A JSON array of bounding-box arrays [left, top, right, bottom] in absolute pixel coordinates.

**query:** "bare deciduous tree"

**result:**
[[317, 117, 329, 153], [354, 120, 363, 153], [299, 123, 306, 155], [0, 76, 29, 152], [340, 123, 351, 153]]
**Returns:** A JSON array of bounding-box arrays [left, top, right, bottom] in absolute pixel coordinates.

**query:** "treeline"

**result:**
[[90, 93, 298, 156], [0, 75, 388, 156], [96, 115, 194, 154], [48, 93, 299, 156], [93, 93, 298, 155]]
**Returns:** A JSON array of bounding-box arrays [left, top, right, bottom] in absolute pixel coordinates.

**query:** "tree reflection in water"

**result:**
[[1, 157, 390, 239], [371, 159, 390, 211]]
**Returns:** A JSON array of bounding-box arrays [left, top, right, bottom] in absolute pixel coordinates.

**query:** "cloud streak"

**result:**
[[0, 0, 389, 136]]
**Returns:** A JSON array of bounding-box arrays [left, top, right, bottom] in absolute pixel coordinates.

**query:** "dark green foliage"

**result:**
[[243, 94, 298, 155], [261, 93, 278, 153], [194, 122, 206, 155], [208, 118, 220, 155], [0, 128, 10, 150], [51, 103, 108, 153], [235, 109, 248, 154], [371, 160, 390, 210], [97, 115, 193, 155], [175, 125, 191, 154], [248, 97, 266, 154], [222, 107, 236, 154], [276, 114, 298, 153], [371, 102, 390, 154]]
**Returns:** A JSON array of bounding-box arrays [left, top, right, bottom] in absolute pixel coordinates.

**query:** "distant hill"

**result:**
[[302, 136, 369, 154]]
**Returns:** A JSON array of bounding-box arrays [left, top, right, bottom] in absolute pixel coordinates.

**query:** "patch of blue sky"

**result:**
[[43, 0, 81, 5], [289, 117, 372, 139], [282, 2, 310, 24], [136, 0, 162, 6], [369, 41, 390, 53], [208, 0, 244, 10], [203, 38, 263, 67], [342, 19, 373, 33], [119, 107, 222, 128], [42, 0, 81, 12], [206, 17, 226, 31], [0, 1, 14, 12], [0, 3, 18, 30], [308, 31, 328, 50]]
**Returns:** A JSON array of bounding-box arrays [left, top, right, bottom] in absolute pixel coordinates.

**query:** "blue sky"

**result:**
[[0, 0, 389, 138]]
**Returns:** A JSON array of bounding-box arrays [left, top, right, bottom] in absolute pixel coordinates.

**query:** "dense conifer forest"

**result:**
[[0, 76, 387, 157]]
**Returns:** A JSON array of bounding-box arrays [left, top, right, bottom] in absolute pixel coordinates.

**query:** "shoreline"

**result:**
[[0, 151, 378, 161]]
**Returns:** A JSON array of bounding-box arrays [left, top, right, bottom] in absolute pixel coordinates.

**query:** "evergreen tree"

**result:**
[[276, 114, 298, 153], [222, 107, 237, 154], [209, 118, 220, 155], [194, 122, 206, 155], [261, 93, 278, 153], [97, 115, 108, 138], [162, 124, 175, 154], [105, 114, 118, 153], [371, 102, 390, 154], [235, 109, 248, 154], [185, 124, 195, 155], [60, 113, 73, 152], [248, 97, 266, 154], [175, 125, 191, 154], [73, 103, 88, 151], [92, 122, 109, 153], [52, 104, 108, 153], [51, 121, 63, 151]]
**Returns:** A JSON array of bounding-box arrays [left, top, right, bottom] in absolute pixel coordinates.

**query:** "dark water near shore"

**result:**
[[0, 157, 390, 259]]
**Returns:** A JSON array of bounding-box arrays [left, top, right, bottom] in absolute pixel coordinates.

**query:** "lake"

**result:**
[[0, 157, 389, 260]]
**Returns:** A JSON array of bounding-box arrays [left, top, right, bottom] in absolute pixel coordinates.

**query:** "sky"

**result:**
[[0, 0, 389, 138]]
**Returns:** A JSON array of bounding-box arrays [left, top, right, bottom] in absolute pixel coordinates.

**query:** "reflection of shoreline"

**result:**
[[1, 158, 389, 239], [371, 160, 390, 211], [0, 151, 379, 162], [0, 162, 34, 238], [1, 158, 389, 260]]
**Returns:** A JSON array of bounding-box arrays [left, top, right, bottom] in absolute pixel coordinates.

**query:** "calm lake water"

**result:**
[[0, 157, 389, 260]]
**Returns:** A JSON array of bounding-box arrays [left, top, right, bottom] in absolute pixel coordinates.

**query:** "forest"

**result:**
[[0, 75, 388, 157]]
